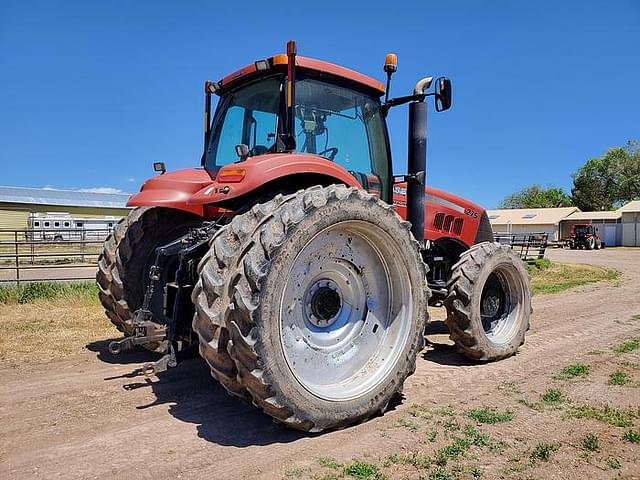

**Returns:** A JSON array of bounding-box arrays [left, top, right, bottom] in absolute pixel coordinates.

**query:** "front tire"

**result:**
[[192, 186, 430, 431], [444, 242, 531, 361]]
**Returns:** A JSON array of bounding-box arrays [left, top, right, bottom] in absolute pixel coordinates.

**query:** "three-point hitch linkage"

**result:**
[[108, 222, 221, 375]]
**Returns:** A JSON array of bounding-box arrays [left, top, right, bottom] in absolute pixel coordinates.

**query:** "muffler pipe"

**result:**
[[407, 99, 428, 244]]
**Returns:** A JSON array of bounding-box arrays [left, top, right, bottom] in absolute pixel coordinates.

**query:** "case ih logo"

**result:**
[[393, 186, 407, 196], [204, 186, 231, 195]]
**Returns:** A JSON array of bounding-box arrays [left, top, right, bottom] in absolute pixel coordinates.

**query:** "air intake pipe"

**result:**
[[407, 77, 432, 244]]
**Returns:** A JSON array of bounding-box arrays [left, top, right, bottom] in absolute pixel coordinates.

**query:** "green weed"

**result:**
[[541, 388, 564, 404], [466, 407, 513, 424], [284, 467, 306, 478], [622, 430, 640, 443], [581, 433, 599, 451], [427, 467, 451, 480], [318, 457, 341, 470], [434, 438, 471, 466], [569, 404, 638, 427], [608, 371, 629, 386], [463, 425, 490, 447], [605, 457, 621, 470], [530, 442, 560, 462], [614, 338, 640, 354], [343, 461, 379, 479], [555, 363, 590, 379], [395, 417, 418, 431]]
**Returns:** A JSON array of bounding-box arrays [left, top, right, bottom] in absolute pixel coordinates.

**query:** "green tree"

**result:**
[[572, 141, 640, 211], [500, 185, 573, 209]]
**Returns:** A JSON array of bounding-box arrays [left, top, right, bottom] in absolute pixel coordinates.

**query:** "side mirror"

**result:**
[[235, 144, 250, 161], [435, 77, 452, 112], [153, 162, 166, 174]]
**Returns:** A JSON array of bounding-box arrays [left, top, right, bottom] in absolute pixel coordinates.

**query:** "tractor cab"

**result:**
[[202, 55, 391, 200]]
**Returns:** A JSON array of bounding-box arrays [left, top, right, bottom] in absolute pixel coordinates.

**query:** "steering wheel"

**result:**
[[317, 147, 338, 161]]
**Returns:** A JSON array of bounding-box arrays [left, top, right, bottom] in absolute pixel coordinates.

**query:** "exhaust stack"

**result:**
[[407, 77, 432, 244]]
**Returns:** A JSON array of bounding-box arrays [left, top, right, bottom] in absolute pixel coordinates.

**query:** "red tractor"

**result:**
[[98, 42, 531, 432], [567, 223, 603, 250]]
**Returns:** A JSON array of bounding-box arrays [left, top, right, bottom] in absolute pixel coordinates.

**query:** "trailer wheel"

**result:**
[[97, 207, 200, 341], [192, 185, 430, 431], [444, 242, 531, 361]]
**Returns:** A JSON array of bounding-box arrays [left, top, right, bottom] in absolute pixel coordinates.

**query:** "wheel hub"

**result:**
[[481, 294, 501, 318], [307, 282, 342, 327], [279, 220, 413, 401]]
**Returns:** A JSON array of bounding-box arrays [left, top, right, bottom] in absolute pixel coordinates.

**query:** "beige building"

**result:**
[[560, 210, 622, 247], [619, 200, 640, 247], [486, 207, 579, 241], [488, 201, 640, 246]]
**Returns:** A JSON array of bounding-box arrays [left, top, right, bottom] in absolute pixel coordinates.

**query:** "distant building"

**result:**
[[0, 186, 131, 238], [487, 201, 640, 246], [486, 207, 579, 242], [618, 200, 640, 247], [560, 210, 622, 247]]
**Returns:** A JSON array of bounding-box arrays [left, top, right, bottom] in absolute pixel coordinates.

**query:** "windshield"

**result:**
[[575, 226, 592, 235], [294, 77, 390, 199], [205, 76, 283, 168], [204, 74, 391, 201]]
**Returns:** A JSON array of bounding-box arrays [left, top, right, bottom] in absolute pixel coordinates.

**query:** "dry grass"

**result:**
[[0, 296, 117, 364], [530, 262, 619, 295]]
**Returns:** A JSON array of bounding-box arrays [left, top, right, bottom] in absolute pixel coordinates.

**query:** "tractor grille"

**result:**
[[453, 218, 464, 235], [443, 215, 454, 232], [432, 213, 464, 236], [434, 213, 445, 230]]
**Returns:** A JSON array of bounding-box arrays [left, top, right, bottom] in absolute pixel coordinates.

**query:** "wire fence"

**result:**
[[0, 228, 110, 285]]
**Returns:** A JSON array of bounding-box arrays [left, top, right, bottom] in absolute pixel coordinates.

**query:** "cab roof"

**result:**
[[219, 54, 386, 96]]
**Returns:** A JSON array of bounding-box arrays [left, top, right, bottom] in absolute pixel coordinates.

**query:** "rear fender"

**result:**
[[188, 153, 361, 205], [127, 168, 213, 216]]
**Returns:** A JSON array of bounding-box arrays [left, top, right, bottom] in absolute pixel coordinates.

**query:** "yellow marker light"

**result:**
[[217, 168, 246, 183], [384, 53, 398, 73]]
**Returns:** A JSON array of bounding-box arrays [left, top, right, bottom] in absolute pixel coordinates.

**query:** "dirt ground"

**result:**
[[1, 249, 639, 480]]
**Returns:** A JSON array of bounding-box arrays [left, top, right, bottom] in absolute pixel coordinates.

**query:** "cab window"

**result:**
[[294, 77, 390, 200]]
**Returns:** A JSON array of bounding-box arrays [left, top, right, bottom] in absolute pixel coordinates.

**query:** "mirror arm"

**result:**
[[382, 92, 438, 116]]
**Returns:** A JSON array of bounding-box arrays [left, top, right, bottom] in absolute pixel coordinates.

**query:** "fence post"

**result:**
[[81, 229, 85, 263], [14, 230, 20, 287]]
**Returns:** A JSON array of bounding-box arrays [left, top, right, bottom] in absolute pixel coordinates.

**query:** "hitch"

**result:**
[[142, 343, 178, 377], [107, 221, 221, 375], [108, 263, 169, 356], [107, 320, 168, 354]]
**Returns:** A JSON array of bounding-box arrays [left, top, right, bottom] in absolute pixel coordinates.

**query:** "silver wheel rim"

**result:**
[[279, 220, 413, 401], [480, 265, 525, 345]]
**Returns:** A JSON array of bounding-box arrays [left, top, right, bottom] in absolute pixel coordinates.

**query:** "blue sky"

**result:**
[[1, 0, 638, 208]]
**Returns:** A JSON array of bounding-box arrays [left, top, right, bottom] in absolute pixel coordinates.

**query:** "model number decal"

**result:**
[[464, 208, 478, 219]]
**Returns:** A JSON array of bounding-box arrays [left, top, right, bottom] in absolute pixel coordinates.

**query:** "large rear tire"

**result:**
[[191, 194, 289, 398], [444, 242, 531, 361], [97, 207, 200, 337], [192, 186, 430, 431]]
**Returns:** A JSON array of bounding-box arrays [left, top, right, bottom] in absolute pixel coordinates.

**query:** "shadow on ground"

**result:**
[[87, 338, 310, 447], [86, 325, 439, 447], [423, 321, 480, 367], [86, 338, 160, 365]]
